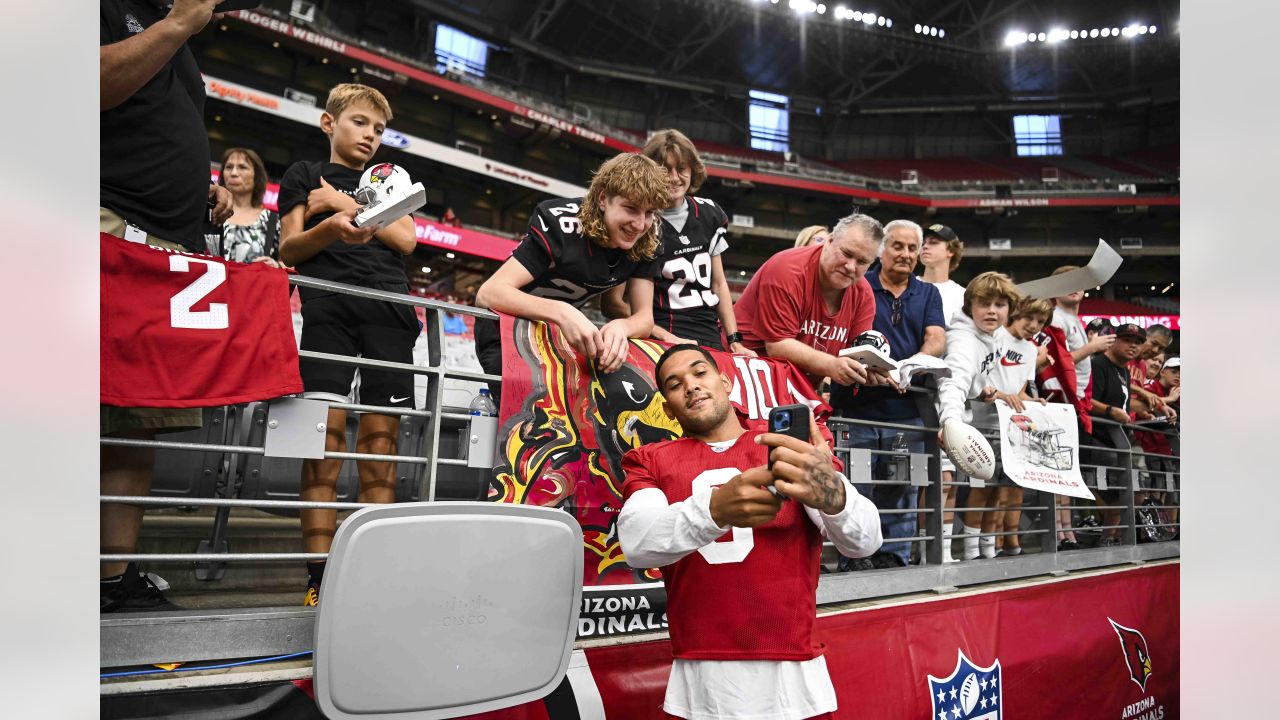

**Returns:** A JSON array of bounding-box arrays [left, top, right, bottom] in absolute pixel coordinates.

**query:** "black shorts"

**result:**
[[299, 289, 420, 409]]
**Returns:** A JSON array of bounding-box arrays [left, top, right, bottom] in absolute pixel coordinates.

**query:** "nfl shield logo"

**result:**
[[928, 649, 1002, 720]]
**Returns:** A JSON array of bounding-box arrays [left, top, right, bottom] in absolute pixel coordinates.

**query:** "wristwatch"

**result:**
[[726, 332, 743, 345]]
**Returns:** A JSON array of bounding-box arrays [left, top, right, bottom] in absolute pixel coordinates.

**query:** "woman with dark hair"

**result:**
[[212, 147, 282, 267]]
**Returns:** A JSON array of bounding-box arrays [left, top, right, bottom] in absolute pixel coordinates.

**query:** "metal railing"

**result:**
[[98, 277, 1179, 672], [100, 275, 501, 568], [819, 388, 1178, 602]]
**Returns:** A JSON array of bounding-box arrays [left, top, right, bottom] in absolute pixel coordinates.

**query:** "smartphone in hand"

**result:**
[[765, 404, 811, 499]]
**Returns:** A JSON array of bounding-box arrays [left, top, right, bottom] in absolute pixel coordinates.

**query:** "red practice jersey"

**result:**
[[621, 430, 824, 662], [101, 232, 303, 407]]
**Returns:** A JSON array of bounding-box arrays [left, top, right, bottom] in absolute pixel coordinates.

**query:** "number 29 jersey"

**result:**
[[651, 196, 730, 348], [510, 197, 660, 307]]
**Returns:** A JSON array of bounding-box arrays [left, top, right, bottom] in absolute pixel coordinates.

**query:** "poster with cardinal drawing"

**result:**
[[997, 401, 1095, 500]]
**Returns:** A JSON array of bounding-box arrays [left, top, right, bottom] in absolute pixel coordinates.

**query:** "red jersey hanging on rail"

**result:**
[[101, 232, 303, 407]]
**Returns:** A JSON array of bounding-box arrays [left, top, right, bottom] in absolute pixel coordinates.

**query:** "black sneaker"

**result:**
[[101, 564, 177, 613], [839, 556, 877, 572], [1057, 540, 1080, 551], [870, 552, 907, 569]]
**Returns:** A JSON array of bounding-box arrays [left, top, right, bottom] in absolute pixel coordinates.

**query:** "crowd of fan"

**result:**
[[99, 0, 1177, 613]]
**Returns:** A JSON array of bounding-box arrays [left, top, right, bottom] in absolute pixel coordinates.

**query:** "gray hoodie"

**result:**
[[937, 311, 1001, 425]]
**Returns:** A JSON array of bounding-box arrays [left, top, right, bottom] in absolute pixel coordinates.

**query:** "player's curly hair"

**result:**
[[577, 153, 668, 262], [963, 271, 1022, 317], [642, 129, 708, 194]]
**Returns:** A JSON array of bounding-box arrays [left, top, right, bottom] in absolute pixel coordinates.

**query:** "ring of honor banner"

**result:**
[[493, 315, 833, 638], [996, 401, 1096, 500]]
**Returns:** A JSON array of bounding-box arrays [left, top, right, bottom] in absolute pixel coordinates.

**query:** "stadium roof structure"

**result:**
[[401, 0, 1179, 117]]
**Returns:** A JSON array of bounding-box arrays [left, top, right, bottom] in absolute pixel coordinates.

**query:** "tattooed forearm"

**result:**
[[804, 451, 846, 514]]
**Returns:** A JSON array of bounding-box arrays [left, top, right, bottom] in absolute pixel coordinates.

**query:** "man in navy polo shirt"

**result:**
[[830, 219, 945, 569]]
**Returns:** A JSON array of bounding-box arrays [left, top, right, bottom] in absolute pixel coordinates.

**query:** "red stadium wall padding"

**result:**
[[101, 563, 1177, 719], [578, 562, 1179, 720]]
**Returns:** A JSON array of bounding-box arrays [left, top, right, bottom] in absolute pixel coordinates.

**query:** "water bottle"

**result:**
[[466, 388, 498, 468], [469, 388, 497, 417]]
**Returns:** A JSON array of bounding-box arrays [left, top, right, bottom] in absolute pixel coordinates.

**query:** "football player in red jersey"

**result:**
[[618, 345, 881, 720]]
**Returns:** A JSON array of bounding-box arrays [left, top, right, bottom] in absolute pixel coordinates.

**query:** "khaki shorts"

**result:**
[[100, 207, 203, 436]]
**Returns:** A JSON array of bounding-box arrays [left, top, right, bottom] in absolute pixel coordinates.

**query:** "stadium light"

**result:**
[[1036, 31, 1046, 41], [863, 13, 876, 24], [877, 16, 885, 26], [817, 4, 826, 14], [885, 18, 892, 27], [1100, 28, 1110, 37], [1005, 30, 1027, 46], [1047, 28, 1066, 43], [1138, 25, 1148, 34], [914, 22, 922, 32], [1070, 30, 1079, 38], [1149, 25, 1157, 33], [937, 28, 944, 37], [1110, 27, 1119, 35], [446, 252, 456, 259], [853, 10, 862, 21]]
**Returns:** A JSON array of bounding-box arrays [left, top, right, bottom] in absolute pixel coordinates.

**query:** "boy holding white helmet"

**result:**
[[277, 83, 419, 606]]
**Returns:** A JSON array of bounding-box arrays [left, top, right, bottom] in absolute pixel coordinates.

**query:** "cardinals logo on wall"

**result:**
[[1110, 618, 1153, 691], [928, 649, 1002, 720]]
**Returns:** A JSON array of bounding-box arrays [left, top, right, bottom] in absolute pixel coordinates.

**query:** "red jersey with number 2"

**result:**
[[621, 430, 824, 661], [101, 232, 302, 407]]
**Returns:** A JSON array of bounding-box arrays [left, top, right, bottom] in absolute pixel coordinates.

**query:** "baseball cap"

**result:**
[[1162, 357, 1181, 370], [1114, 322, 1147, 341], [1085, 318, 1115, 335], [924, 224, 958, 242]]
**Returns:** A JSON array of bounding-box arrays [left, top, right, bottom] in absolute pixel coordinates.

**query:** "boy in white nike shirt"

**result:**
[[986, 297, 1053, 556]]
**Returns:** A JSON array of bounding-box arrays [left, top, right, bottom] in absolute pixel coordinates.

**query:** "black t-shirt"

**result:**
[[509, 197, 660, 306], [100, 0, 210, 252], [276, 161, 409, 301], [1091, 353, 1131, 411], [651, 196, 730, 347]]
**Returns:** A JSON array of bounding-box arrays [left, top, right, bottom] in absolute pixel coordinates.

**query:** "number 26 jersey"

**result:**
[[510, 197, 660, 307], [651, 196, 730, 348]]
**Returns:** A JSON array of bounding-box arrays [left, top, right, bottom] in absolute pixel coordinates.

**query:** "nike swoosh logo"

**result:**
[[999, 358, 1020, 366], [389, 395, 410, 403]]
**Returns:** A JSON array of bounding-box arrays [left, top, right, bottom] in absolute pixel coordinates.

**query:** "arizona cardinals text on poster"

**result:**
[[798, 319, 849, 345]]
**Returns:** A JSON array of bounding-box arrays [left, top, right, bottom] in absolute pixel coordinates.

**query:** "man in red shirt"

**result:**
[[734, 213, 885, 387], [618, 344, 881, 719]]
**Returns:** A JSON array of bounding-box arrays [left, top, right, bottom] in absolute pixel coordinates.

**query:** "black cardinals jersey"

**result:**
[[651, 196, 730, 349], [510, 197, 660, 307]]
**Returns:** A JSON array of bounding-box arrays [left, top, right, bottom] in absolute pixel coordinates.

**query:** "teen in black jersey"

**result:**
[[475, 153, 670, 381], [603, 130, 753, 354]]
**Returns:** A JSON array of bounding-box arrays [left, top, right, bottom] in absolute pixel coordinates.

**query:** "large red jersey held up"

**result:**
[[101, 232, 303, 407], [621, 430, 825, 662]]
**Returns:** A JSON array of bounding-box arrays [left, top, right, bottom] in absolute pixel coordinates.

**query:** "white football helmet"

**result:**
[[1007, 414, 1074, 470], [355, 163, 412, 206]]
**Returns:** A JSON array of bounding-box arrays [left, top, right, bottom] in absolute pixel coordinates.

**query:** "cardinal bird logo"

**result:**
[[1109, 618, 1153, 691]]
